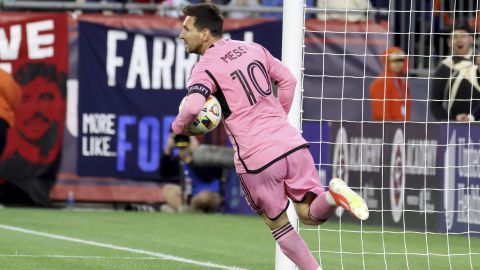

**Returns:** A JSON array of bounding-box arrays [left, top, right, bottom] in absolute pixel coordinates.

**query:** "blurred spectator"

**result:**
[[369, 47, 411, 121], [77, 0, 125, 15], [159, 133, 222, 213], [191, 0, 229, 4], [0, 68, 22, 157], [430, 21, 480, 122], [227, 0, 259, 19], [261, 0, 315, 19], [131, 0, 161, 2], [316, 0, 372, 22], [82, 0, 127, 2], [157, 0, 190, 17], [434, 0, 478, 25]]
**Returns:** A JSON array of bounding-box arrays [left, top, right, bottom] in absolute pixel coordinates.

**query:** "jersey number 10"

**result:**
[[231, 60, 272, 106]]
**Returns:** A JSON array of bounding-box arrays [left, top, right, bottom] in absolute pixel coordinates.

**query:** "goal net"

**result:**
[[281, 1, 480, 269]]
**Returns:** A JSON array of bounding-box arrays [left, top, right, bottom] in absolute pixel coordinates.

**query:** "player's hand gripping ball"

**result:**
[[179, 95, 222, 135]]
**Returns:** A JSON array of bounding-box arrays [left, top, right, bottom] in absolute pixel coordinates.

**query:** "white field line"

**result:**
[[0, 224, 248, 270], [0, 254, 162, 260]]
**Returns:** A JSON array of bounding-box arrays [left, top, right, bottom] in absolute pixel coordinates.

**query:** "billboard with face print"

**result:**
[[0, 14, 68, 206]]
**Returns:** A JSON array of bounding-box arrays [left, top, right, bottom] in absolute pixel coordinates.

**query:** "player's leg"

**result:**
[[162, 183, 183, 212], [296, 179, 369, 222], [238, 159, 320, 270], [190, 191, 221, 213], [284, 148, 337, 225], [261, 211, 320, 270], [293, 192, 335, 226], [286, 149, 369, 222]]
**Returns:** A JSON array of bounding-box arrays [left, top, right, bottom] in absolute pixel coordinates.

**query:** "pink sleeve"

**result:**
[[172, 64, 215, 135], [171, 93, 206, 135], [263, 47, 297, 114]]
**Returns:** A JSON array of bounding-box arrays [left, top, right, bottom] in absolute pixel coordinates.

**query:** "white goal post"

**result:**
[[276, 1, 305, 269], [278, 1, 480, 270]]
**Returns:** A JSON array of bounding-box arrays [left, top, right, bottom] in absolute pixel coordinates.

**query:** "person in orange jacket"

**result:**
[[369, 47, 411, 121], [0, 69, 22, 157]]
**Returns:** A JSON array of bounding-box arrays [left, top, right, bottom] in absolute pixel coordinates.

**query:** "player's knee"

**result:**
[[296, 209, 328, 226], [298, 215, 325, 226], [293, 193, 325, 226], [262, 211, 289, 230], [294, 202, 324, 226]]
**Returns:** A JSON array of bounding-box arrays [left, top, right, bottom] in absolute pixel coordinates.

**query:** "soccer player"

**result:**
[[171, 4, 369, 269]]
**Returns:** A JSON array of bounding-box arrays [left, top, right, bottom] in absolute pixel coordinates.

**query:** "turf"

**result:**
[[0, 208, 477, 270]]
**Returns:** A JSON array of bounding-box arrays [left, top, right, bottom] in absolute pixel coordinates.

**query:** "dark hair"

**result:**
[[183, 3, 223, 37], [14, 62, 67, 98]]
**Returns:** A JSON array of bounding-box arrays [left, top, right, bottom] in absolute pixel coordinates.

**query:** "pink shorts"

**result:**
[[238, 148, 325, 220]]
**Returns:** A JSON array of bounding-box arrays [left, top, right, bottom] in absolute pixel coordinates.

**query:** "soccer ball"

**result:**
[[179, 95, 222, 135]]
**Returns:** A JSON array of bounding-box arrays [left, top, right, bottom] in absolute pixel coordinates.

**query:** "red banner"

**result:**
[[0, 14, 68, 206]]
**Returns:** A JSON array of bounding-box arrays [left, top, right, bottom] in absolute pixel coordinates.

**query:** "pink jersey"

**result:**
[[172, 39, 307, 173]]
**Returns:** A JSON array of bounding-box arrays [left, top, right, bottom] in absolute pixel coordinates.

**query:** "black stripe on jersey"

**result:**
[[204, 70, 307, 175], [205, 70, 232, 119], [245, 144, 309, 174], [188, 83, 211, 98], [204, 69, 249, 173], [224, 123, 249, 171], [225, 121, 309, 174]]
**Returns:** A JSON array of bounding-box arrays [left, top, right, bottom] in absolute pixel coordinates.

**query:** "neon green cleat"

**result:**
[[329, 178, 369, 221]]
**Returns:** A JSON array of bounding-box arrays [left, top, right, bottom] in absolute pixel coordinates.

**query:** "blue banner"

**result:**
[[77, 20, 282, 180], [78, 21, 188, 179]]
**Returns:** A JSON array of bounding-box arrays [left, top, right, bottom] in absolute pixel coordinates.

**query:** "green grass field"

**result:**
[[0, 208, 478, 270]]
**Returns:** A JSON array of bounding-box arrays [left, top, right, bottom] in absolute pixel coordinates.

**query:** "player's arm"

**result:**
[[172, 92, 206, 135], [172, 72, 215, 135], [262, 47, 297, 114]]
